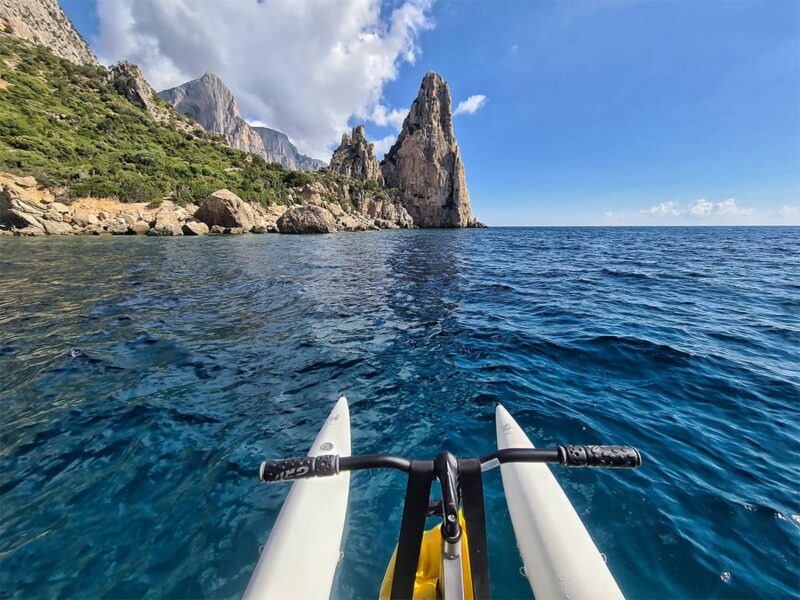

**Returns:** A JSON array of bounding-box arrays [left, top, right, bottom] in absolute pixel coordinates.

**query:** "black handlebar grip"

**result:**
[[558, 445, 642, 468], [259, 454, 339, 482]]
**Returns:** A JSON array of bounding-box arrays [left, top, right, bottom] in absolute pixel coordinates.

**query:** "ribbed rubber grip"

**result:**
[[259, 454, 339, 482], [558, 445, 641, 468]]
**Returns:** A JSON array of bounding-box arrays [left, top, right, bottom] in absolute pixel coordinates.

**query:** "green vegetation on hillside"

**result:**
[[0, 35, 372, 206]]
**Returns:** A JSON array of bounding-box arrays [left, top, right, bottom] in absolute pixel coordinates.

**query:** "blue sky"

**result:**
[[63, 0, 799, 225]]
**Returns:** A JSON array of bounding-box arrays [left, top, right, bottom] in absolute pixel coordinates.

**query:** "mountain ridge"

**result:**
[[251, 126, 326, 172], [159, 72, 326, 172]]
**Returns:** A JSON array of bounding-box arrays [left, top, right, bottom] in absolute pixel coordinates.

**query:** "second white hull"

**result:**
[[496, 404, 624, 600], [244, 397, 351, 600]]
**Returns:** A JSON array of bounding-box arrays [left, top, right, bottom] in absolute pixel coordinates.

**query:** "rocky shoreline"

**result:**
[[0, 1, 486, 236], [0, 172, 414, 237]]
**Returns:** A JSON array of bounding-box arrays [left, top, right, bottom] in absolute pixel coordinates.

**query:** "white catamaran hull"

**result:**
[[244, 396, 351, 600], [496, 404, 624, 600]]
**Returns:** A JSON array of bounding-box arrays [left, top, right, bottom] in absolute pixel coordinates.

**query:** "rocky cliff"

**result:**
[[108, 61, 183, 125], [160, 73, 325, 171], [329, 125, 384, 184], [252, 127, 326, 171], [159, 72, 268, 157], [0, 0, 96, 65], [381, 72, 481, 228]]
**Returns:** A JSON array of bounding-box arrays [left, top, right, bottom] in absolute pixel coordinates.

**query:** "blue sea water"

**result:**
[[0, 227, 798, 599]]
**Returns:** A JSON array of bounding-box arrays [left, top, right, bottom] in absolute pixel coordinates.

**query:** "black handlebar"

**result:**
[[259, 454, 339, 482], [259, 445, 642, 483], [558, 445, 641, 468]]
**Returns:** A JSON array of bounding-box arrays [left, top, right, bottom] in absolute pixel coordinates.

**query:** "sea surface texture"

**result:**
[[1, 228, 798, 599]]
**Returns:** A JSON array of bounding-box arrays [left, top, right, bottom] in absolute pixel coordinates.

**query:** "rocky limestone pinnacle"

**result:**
[[329, 125, 384, 184], [381, 71, 482, 228]]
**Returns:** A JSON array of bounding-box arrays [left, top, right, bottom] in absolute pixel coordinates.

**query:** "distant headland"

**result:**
[[0, 0, 484, 236]]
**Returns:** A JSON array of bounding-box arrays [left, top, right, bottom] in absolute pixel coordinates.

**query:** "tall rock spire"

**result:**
[[381, 72, 482, 228], [329, 125, 383, 184]]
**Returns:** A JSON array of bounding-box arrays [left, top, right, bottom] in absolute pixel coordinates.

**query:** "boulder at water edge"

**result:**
[[194, 189, 257, 232], [277, 205, 338, 234]]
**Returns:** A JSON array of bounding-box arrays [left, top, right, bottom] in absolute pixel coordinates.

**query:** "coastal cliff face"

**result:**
[[252, 127, 326, 172], [160, 73, 325, 172], [0, 0, 96, 65], [0, 10, 483, 234], [381, 72, 481, 228], [159, 72, 268, 157], [329, 125, 384, 184]]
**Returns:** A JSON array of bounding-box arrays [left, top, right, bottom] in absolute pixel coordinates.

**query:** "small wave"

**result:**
[[600, 267, 652, 280], [582, 334, 695, 367]]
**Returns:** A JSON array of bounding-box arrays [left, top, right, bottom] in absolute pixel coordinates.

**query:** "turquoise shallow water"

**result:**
[[1, 227, 798, 599]]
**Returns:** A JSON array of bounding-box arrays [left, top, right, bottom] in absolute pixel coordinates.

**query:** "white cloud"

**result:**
[[369, 105, 408, 130], [642, 198, 754, 220], [454, 94, 487, 116], [777, 204, 800, 220], [686, 198, 752, 217], [628, 197, 800, 225], [371, 134, 397, 157], [642, 201, 681, 216], [94, 0, 433, 158]]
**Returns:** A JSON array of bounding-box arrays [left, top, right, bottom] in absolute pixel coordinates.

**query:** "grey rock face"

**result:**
[[148, 208, 183, 236], [159, 72, 267, 157], [0, 0, 97, 65], [194, 188, 258, 232], [129, 221, 150, 235], [160, 73, 326, 171], [108, 61, 172, 121], [381, 72, 482, 228], [277, 205, 338, 234], [329, 125, 383, 184], [181, 219, 209, 236], [252, 127, 326, 171]]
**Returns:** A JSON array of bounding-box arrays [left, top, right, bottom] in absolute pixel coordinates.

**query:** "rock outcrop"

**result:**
[[159, 72, 267, 157], [277, 205, 337, 234], [381, 72, 482, 228], [194, 189, 260, 232], [0, 0, 97, 65], [0, 172, 413, 236], [329, 125, 383, 184], [286, 181, 413, 231], [160, 73, 326, 171], [108, 61, 174, 122], [181, 219, 209, 236], [252, 127, 326, 171]]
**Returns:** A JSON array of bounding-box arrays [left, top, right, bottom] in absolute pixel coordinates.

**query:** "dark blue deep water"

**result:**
[[1, 227, 799, 599]]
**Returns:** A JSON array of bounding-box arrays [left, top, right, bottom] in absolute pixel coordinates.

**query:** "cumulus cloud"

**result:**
[[687, 198, 751, 217], [369, 105, 409, 130], [371, 134, 397, 157], [94, 0, 433, 158], [643, 201, 681, 217], [642, 198, 753, 219], [454, 94, 487, 116]]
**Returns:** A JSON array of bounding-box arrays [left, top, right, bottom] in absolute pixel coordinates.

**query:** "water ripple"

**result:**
[[0, 227, 798, 599]]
